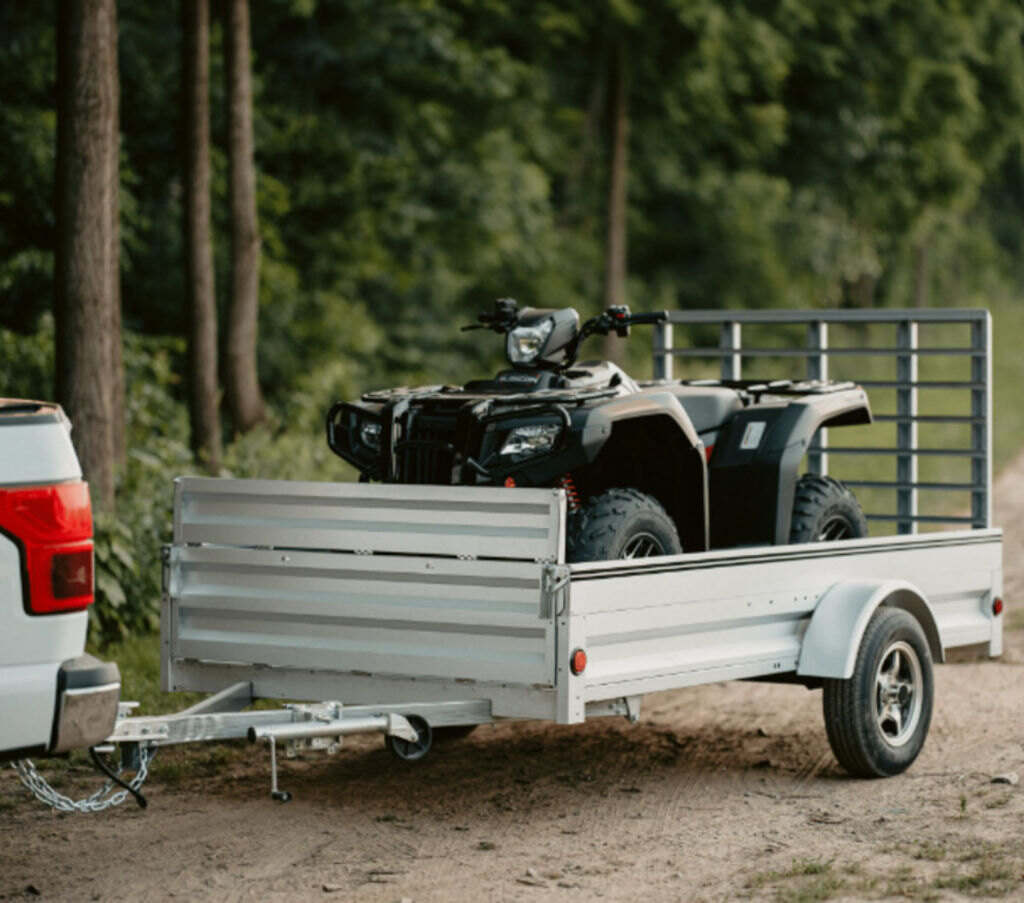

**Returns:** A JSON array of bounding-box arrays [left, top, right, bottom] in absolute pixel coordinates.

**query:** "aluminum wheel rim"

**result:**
[[622, 532, 665, 558], [874, 639, 923, 747]]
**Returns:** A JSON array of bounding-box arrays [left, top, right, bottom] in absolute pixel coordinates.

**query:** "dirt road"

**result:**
[[3, 461, 1023, 902]]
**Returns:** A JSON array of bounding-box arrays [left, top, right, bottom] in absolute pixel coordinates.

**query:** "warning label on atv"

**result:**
[[740, 421, 766, 450]]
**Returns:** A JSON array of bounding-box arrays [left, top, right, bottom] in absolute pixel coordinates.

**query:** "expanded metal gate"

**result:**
[[651, 309, 992, 534]]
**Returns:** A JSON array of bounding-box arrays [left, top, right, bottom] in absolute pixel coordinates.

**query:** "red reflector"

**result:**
[[570, 648, 587, 676], [704, 444, 714, 462], [993, 597, 1004, 616], [0, 482, 94, 614], [504, 476, 517, 488]]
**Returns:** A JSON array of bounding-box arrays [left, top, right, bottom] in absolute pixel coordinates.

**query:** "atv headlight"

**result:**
[[500, 423, 561, 457], [506, 319, 554, 365], [359, 419, 382, 450]]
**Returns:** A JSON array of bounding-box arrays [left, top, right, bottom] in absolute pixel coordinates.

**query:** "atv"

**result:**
[[327, 300, 872, 561]]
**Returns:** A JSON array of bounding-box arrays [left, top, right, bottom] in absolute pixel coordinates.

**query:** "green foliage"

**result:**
[[0, 312, 54, 398], [89, 335, 195, 645], [86, 632, 203, 715]]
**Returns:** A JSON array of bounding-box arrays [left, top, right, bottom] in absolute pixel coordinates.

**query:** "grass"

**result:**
[[747, 859, 847, 902], [88, 632, 203, 715], [746, 843, 1024, 902]]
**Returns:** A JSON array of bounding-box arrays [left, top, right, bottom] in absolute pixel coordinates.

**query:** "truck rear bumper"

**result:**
[[49, 654, 120, 754]]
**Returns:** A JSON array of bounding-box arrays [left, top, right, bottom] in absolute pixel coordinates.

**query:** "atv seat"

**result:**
[[666, 385, 744, 434]]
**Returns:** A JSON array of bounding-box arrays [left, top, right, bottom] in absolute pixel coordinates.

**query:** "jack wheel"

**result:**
[[387, 714, 432, 762], [271, 790, 293, 803]]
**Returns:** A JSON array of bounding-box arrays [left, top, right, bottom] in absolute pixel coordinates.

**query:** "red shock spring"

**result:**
[[558, 473, 582, 511]]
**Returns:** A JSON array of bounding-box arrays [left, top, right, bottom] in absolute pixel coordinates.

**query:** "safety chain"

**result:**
[[11, 746, 154, 813]]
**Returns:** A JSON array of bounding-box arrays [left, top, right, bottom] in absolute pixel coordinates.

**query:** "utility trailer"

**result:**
[[17, 309, 1002, 808], [103, 309, 1004, 801]]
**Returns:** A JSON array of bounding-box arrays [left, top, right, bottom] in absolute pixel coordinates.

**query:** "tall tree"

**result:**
[[182, 0, 221, 470], [224, 0, 265, 431], [55, 0, 120, 513], [108, 5, 125, 469]]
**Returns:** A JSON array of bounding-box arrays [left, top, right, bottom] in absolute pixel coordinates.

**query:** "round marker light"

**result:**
[[570, 648, 587, 676], [993, 597, 1004, 616]]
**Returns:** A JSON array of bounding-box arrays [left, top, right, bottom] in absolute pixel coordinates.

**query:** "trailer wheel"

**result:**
[[567, 489, 682, 562], [790, 474, 868, 542], [387, 715, 433, 762], [823, 607, 934, 778]]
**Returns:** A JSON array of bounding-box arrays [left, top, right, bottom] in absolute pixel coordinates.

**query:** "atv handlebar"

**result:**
[[462, 299, 668, 369], [461, 297, 520, 332]]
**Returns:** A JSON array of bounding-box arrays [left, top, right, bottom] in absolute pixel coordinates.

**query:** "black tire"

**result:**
[[823, 607, 934, 778], [386, 715, 432, 762], [567, 489, 682, 562], [790, 474, 868, 543]]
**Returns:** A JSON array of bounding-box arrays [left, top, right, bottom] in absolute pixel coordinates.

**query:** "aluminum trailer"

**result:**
[[107, 309, 1003, 801], [126, 477, 1001, 797]]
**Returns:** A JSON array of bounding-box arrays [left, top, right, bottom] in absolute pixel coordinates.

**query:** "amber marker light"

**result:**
[[570, 648, 587, 676]]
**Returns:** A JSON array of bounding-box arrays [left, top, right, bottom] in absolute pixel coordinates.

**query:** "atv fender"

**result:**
[[584, 392, 710, 551], [709, 388, 871, 547]]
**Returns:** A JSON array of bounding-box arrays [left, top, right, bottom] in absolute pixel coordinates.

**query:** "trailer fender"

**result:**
[[797, 579, 943, 679]]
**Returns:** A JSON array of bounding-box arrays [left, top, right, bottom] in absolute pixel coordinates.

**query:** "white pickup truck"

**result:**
[[0, 399, 120, 760]]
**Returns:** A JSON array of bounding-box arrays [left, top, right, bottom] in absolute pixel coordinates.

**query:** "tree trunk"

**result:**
[[182, 0, 222, 471], [107, 6, 125, 470], [55, 0, 119, 514], [224, 0, 266, 431], [602, 39, 629, 360]]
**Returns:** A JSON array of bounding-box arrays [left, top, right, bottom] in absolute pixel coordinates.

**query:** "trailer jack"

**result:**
[[247, 709, 421, 802]]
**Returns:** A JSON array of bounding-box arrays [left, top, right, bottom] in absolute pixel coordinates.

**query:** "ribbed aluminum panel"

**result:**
[[569, 530, 1002, 702], [168, 545, 555, 686], [173, 477, 565, 563]]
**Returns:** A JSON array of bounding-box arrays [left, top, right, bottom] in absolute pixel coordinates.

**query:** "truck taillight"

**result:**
[[0, 481, 94, 614]]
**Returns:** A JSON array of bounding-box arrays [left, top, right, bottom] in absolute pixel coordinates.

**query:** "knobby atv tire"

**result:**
[[790, 474, 868, 543], [823, 607, 934, 778], [567, 489, 682, 562]]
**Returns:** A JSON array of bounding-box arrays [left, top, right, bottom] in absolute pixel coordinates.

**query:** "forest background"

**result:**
[[1, 0, 1024, 644]]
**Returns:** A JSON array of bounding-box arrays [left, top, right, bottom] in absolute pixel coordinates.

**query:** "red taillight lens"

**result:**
[[0, 482, 94, 614]]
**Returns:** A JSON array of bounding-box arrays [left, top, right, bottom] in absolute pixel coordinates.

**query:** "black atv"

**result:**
[[327, 300, 872, 561]]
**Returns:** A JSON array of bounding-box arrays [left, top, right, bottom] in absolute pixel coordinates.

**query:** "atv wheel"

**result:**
[[790, 474, 868, 543], [567, 489, 683, 562]]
